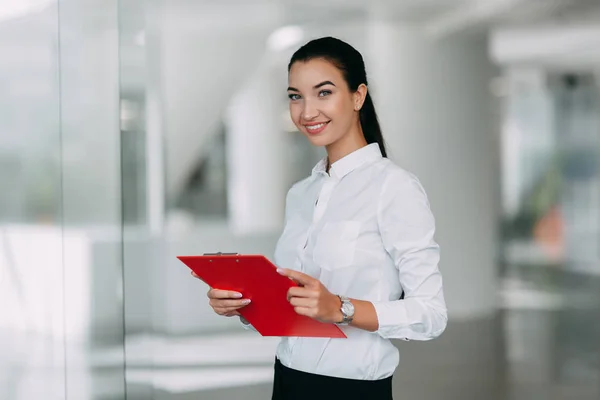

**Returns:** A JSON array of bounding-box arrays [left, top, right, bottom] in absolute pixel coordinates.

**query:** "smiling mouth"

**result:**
[[304, 121, 330, 134]]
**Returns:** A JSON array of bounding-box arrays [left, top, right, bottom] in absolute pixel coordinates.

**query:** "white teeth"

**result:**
[[306, 123, 326, 130]]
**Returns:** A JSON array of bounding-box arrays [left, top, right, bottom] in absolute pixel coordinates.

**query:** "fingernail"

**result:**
[[234, 293, 243, 298], [276, 268, 284, 274], [242, 299, 251, 304]]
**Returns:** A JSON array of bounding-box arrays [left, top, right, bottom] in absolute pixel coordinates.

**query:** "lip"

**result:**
[[303, 121, 330, 135]]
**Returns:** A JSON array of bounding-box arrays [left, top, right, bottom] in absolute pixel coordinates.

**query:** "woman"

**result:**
[[196, 37, 447, 400]]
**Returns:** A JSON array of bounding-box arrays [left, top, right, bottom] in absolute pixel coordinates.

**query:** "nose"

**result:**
[[302, 99, 319, 121]]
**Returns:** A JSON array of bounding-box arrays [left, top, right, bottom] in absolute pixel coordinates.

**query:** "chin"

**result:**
[[305, 135, 332, 148], [302, 131, 335, 147]]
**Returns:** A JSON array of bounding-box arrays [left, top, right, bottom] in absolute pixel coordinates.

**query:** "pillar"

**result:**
[[368, 21, 501, 319], [225, 61, 290, 235]]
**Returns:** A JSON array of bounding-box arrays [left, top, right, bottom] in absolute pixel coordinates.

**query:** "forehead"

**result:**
[[288, 58, 345, 88]]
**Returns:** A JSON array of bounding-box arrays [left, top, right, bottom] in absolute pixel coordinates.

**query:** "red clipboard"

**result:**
[[177, 253, 346, 338]]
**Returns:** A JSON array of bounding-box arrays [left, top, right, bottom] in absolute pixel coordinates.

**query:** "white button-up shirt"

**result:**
[[244, 143, 447, 380]]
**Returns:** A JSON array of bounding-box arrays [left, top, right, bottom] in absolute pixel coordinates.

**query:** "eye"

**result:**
[[288, 93, 301, 101], [319, 90, 332, 97]]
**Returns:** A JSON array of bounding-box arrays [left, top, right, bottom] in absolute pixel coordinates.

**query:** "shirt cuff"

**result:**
[[372, 300, 412, 340], [239, 316, 257, 332]]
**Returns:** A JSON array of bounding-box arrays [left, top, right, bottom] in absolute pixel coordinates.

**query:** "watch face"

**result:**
[[342, 302, 354, 317]]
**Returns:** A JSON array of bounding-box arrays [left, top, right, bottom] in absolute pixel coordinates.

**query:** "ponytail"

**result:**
[[359, 92, 387, 158]]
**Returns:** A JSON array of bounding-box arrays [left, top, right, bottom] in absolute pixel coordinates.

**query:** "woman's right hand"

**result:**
[[192, 271, 251, 317]]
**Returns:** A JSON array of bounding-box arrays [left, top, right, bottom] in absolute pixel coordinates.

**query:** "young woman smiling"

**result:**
[[198, 36, 448, 400]]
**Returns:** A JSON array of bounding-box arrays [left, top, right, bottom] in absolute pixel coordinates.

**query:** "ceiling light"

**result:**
[[267, 26, 304, 52]]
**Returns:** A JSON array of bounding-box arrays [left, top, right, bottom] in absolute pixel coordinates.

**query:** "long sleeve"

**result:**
[[239, 316, 257, 332], [371, 170, 448, 341]]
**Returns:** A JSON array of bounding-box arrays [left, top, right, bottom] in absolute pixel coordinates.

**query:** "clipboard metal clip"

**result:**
[[202, 252, 239, 256]]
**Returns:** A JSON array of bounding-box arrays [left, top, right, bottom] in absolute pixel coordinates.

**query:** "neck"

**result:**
[[326, 125, 368, 168]]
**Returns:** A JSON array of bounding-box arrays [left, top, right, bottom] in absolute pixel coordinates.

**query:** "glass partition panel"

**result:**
[[0, 1, 127, 399], [58, 1, 127, 399], [0, 1, 67, 398]]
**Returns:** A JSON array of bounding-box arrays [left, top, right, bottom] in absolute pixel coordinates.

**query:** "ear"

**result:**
[[353, 84, 368, 111]]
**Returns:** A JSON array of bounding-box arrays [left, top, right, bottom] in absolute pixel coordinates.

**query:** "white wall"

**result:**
[[160, 2, 284, 201]]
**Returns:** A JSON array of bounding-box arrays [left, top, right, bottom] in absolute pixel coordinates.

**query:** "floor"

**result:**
[[1, 265, 599, 400]]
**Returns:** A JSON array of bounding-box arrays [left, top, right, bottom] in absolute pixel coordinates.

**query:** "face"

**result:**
[[287, 58, 365, 148]]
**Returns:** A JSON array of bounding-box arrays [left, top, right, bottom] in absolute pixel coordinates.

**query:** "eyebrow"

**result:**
[[287, 80, 336, 92]]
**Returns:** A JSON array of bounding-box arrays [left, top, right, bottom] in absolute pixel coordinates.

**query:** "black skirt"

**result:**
[[271, 358, 394, 400]]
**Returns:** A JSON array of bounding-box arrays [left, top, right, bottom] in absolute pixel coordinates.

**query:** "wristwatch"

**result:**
[[336, 295, 355, 325]]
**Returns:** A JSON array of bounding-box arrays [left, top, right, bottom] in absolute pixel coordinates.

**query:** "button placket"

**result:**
[[313, 178, 335, 225], [299, 177, 335, 271]]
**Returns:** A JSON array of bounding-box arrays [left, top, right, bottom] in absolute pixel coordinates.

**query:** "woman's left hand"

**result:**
[[276, 268, 342, 324]]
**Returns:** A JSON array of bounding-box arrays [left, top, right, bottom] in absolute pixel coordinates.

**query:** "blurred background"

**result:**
[[1, 0, 600, 399]]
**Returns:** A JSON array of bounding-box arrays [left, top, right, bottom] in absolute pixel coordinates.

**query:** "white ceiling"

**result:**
[[421, 0, 600, 36], [3, 0, 600, 38], [485, 0, 600, 69]]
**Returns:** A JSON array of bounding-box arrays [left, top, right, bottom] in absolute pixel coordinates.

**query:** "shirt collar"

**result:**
[[311, 143, 383, 180]]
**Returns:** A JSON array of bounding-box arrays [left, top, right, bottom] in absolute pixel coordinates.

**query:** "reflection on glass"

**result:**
[[0, 2, 66, 398], [0, 1, 126, 399]]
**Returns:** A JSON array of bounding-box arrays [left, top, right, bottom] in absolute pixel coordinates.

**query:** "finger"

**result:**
[[191, 271, 200, 279], [208, 289, 242, 299], [224, 310, 241, 317], [210, 299, 251, 308], [208, 289, 243, 299], [287, 287, 313, 301], [214, 306, 247, 315], [293, 306, 314, 318], [289, 297, 317, 308], [283, 275, 303, 286], [277, 268, 316, 287]]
